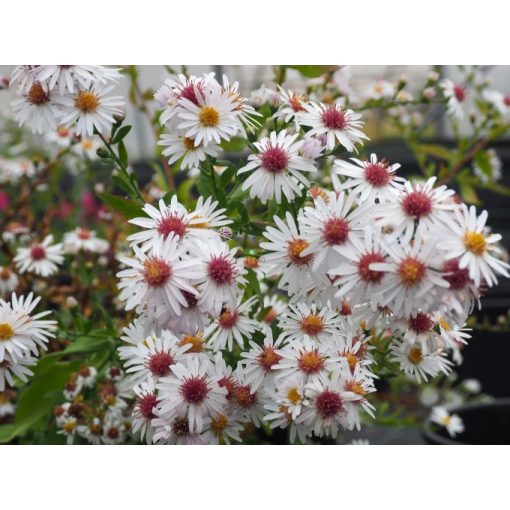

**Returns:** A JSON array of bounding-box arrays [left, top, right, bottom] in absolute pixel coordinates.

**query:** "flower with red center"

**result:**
[[442, 258, 470, 290], [408, 312, 434, 333], [321, 108, 346, 130], [322, 217, 349, 246], [239, 130, 317, 204], [287, 238, 313, 266], [364, 162, 391, 187], [402, 190, 432, 218], [398, 256, 426, 287], [218, 309, 238, 329], [453, 85, 466, 103], [358, 252, 385, 283], [260, 145, 289, 173], [235, 384, 257, 409], [148, 351, 174, 377], [208, 256, 234, 285], [14, 234, 64, 277], [315, 390, 343, 419], [156, 213, 188, 239], [298, 350, 325, 374], [143, 257, 172, 287], [257, 346, 282, 372], [180, 376, 209, 404], [30, 245, 46, 261]]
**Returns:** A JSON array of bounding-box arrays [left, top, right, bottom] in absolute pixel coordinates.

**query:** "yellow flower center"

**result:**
[[0, 323, 14, 341], [464, 231, 487, 256], [210, 413, 229, 436], [199, 106, 220, 127], [300, 314, 324, 336], [407, 347, 423, 365], [438, 317, 451, 332], [179, 333, 204, 353], [287, 387, 302, 405], [441, 415, 452, 426], [81, 139, 93, 150], [398, 257, 426, 286], [63, 420, 76, 433], [287, 238, 313, 266], [75, 91, 100, 113]]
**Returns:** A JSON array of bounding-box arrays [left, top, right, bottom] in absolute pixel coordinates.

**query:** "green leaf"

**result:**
[[111, 125, 132, 144], [220, 166, 237, 188], [418, 144, 452, 161], [97, 192, 142, 219], [118, 141, 128, 168], [220, 137, 247, 153], [287, 65, 338, 78], [473, 151, 492, 177], [245, 269, 261, 296]]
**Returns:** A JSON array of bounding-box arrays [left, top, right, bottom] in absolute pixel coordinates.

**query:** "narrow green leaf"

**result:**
[[97, 192, 142, 219]]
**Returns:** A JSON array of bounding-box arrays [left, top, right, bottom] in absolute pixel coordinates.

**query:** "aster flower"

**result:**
[[240, 328, 283, 391], [430, 406, 465, 438], [263, 392, 309, 443], [238, 130, 317, 204], [132, 378, 158, 444], [177, 84, 240, 146], [329, 226, 388, 307], [158, 133, 220, 171], [369, 229, 450, 317], [0, 266, 19, 295], [117, 233, 203, 317], [297, 101, 368, 151], [14, 234, 64, 277], [390, 340, 451, 382], [230, 367, 267, 427], [0, 352, 37, 391], [0, 293, 56, 362], [205, 296, 259, 351], [297, 368, 361, 437], [118, 320, 191, 385], [190, 239, 247, 316], [437, 205, 510, 287], [274, 86, 307, 123], [300, 191, 367, 271], [56, 83, 124, 137], [333, 153, 404, 204], [375, 177, 457, 242], [266, 373, 308, 421], [278, 303, 342, 345], [63, 228, 109, 254], [259, 212, 318, 296], [151, 414, 206, 445], [11, 81, 62, 134], [156, 357, 227, 433], [440, 79, 467, 119]]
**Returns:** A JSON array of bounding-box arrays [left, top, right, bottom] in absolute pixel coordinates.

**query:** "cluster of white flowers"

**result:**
[[155, 73, 259, 175], [0, 292, 56, 391], [114, 74, 510, 444], [10, 65, 124, 136]]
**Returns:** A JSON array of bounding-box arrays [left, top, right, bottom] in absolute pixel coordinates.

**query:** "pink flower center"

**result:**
[[138, 393, 158, 420], [504, 95, 510, 107], [364, 163, 391, 187], [218, 376, 239, 401], [235, 385, 257, 409], [172, 416, 190, 436], [208, 256, 234, 285], [322, 217, 349, 246], [30, 245, 46, 261], [77, 228, 91, 240], [182, 290, 198, 308], [180, 377, 209, 404], [315, 390, 343, 418], [218, 309, 238, 329], [408, 312, 434, 333], [453, 85, 466, 102], [148, 351, 174, 377], [321, 108, 346, 130], [260, 145, 289, 173], [179, 83, 203, 106], [357, 252, 385, 283], [442, 258, 470, 290], [402, 190, 432, 218], [143, 258, 172, 287], [157, 214, 187, 239]]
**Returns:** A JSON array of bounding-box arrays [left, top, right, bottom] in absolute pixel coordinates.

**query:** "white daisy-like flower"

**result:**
[[329, 226, 388, 307], [72, 136, 101, 159], [392, 311, 445, 352], [267, 373, 308, 421], [177, 84, 240, 146], [334, 331, 374, 374], [156, 357, 227, 433], [297, 368, 361, 437], [202, 409, 245, 445], [437, 205, 510, 287], [390, 341, 451, 382], [132, 378, 158, 444], [45, 126, 75, 149], [128, 195, 230, 252], [440, 79, 467, 119], [76, 417, 104, 445], [117, 233, 203, 317], [118, 320, 191, 385], [333, 153, 404, 204], [240, 328, 283, 391], [278, 303, 342, 345], [35, 65, 121, 94], [297, 101, 368, 151], [14, 234, 64, 277], [0, 266, 19, 295], [375, 177, 457, 242], [300, 191, 367, 271], [263, 393, 309, 444], [239, 130, 317, 204], [369, 229, 450, 317], [0, 351, 37, 391], [158, 133, 220, 171], [273, 337, 336, 385], [435, 315, 471, 350], [0, 292, 56, 362], [259, 212, 318, 296], [274, 87, 307, 123], [230, 367, 267, 427], [190, 239, 246, 316], [430, 406, 465, 438], [10, 65, 40, 93], [151, 414, 206, 445], [76, 366, 97, 388], [63, 228, 109, 254], [205, 296, 259, 351], [56, 83, 124, 137], [364, 80, 395, 101], [11, 81, 62, 134], [58, 416, 78, 445]]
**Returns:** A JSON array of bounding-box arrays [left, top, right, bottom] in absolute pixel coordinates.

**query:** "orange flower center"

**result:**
[[199, 106, 220, 127], [75, 91, 100, 113], [464, 231, 486, 256], [300, 314, 324, 336], [0, 323, 14, 341], [287, 238, 313, 266]]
